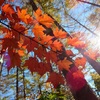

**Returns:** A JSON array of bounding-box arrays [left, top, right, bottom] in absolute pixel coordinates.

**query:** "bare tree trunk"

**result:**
[[23, 70, 26, 99], [0, 62, 2, 76], [0, 54, 3, 76], [16, 67, 19, 100], [78, 48, 100, 74], [63, 67, 99, 100]]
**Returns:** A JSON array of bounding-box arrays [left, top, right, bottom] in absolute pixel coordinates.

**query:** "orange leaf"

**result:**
[[32, 24, 45, 38], [39, 14, 54, 28], [67, 37, 86, 48], [34, 8, 54, 28], [2, 4, 15, 20], [18, 49, 25, 56], [74, 57, 86, 68], [53, 28, 67, 39], [14, 23, 26, 33], [57, 58, 72, 71], [48, 40, 63, 51], [67, 37, 78, 45], [17, 8, 33, 24], [2, 4, 15, 14], [74, 41, 86, 48], [41, 34, 53, 44], [34, 8, 42, 19]]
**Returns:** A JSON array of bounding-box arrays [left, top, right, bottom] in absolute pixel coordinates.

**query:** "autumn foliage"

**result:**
[[0, 0, 94, 91]]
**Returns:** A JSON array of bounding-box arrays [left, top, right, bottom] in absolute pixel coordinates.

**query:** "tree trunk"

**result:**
[[23, 70, 26, 99], [64, 67, 99, 100], [78, 48, 100, 74], [16, 67, 19, 100]]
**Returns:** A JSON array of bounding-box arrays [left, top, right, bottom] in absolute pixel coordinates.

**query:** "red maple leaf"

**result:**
[[46, 51, 58, 63], [8, 51, 21, 70], [23, 37, 38, 52], [11, 23, 26, 39], [0, 0, 4, 6], [36, 62, 51, 76], [24, 57, 51, 75], [2, 38, 19, 50], [24, 57, 39, 73], [47, 72, 64, 88], [66, 50, 75, 57], [34, 45, 47, 58]]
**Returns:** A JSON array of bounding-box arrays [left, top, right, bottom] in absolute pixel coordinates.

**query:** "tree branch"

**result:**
[[0, 20, 58, 54], [67, 14, 97, 36], [77, 0, 100, 8]]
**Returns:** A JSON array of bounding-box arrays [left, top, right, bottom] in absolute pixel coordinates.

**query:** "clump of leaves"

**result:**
[[39, 92, 65, 100], [91, 73, 100, 91], [39, 85, 75, 100]]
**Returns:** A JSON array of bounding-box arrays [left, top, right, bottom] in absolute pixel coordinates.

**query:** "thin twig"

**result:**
[[77, 0, 100, 8]]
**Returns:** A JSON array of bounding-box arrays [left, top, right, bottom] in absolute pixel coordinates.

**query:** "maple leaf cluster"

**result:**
[[0, 1, 88, 89], [0, 3, 68, 87]]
